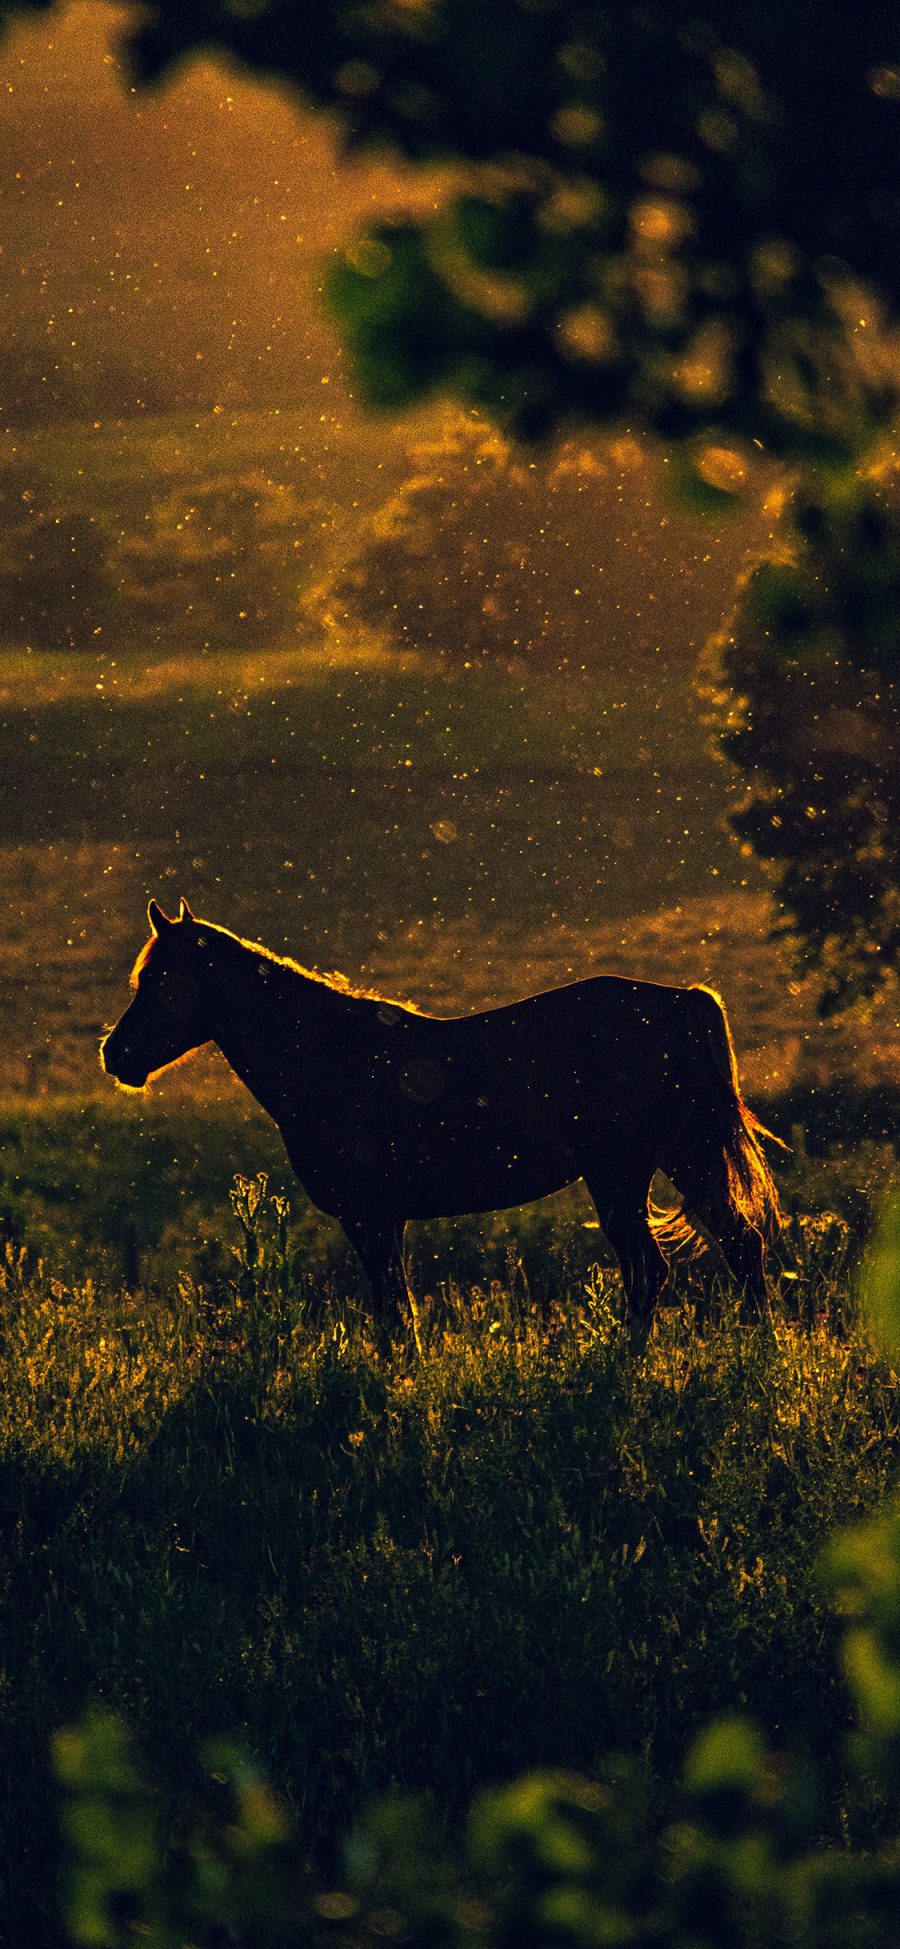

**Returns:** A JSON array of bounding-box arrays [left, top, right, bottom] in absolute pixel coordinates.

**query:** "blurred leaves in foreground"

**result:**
[[48, 1660, 900, 1948], [7, 4, 900, 458]]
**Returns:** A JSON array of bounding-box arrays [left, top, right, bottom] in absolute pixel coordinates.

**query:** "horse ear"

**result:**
[[147, 899, 171, 934], [178, 897, 195, 922]]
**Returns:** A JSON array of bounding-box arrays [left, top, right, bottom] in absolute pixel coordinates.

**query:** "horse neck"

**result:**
[[205, 937, 338, 1119]]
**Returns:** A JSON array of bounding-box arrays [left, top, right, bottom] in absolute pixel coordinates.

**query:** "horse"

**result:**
[[101, 899, 782, 1343]]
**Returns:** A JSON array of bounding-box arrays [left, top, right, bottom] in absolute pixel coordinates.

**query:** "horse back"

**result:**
[[304, 972, 725, 1082]]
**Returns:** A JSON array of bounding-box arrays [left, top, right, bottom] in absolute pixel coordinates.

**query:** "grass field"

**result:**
[[2, 409, 899, 1945], [2, 1177, 899, 1946], [2, 589, 897, 1316]]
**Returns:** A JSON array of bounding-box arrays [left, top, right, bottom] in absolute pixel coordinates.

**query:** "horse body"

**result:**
[[101, 901, 781, 1338]]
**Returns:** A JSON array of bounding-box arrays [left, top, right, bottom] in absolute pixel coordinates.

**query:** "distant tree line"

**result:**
[[0, 418, 748, 667], [3, 412, 897, 1018], [0, 462, 320, 653]]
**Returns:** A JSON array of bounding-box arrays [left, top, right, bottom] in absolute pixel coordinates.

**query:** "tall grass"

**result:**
[[1, 1179, 898, 1943]]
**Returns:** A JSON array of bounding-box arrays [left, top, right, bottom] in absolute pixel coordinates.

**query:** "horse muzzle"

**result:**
[[100, 1033, 148, 1089]]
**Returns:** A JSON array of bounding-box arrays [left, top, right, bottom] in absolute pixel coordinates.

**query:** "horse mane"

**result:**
[[240, 933, 365, 997], [130, 918, 421, 1012], [129, 937, 158, 988], [231, 930, 423, 1009]]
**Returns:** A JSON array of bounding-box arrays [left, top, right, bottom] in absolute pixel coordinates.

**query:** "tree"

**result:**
[[315, 414, 607, 666], [313, 408, 753, 669], [3, 1, 900, 459], [700, 464, 900, 1014], [0, 463, 318, 654]]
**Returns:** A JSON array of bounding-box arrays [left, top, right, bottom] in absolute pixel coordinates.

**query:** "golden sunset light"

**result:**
[[1, 6, 899, 1942]]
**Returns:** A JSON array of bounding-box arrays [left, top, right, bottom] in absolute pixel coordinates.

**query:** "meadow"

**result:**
[[2, 1175, 899, 1947], [2, 408, 899, 1944]]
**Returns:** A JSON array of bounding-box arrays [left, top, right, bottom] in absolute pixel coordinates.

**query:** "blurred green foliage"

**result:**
[[862, 1195, 900, 1368], [700, 463, 900, 1014]]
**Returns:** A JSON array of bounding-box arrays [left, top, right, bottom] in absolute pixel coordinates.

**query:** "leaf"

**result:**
[[685, 1714, 766, 1797], [864, 1194, 900, 1359]]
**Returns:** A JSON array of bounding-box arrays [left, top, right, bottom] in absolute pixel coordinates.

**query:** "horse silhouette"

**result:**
[[101, 900, 781, 1342]]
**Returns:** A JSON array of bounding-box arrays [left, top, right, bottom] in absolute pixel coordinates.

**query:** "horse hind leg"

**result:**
[[664, 1145, 768, 1319], [716, 1213, 767, 1317], [584, 1177, 670, 1349], [340, 1215, 419, 1347]]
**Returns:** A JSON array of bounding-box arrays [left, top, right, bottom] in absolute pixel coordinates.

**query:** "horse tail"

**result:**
[[648, 984, 784, 1256]]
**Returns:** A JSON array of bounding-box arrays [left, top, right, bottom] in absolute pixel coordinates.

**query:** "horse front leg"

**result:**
[[340, 1214, 418, 1348]]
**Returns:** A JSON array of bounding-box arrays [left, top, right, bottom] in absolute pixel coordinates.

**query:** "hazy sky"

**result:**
[[0, 0, 425, 417]]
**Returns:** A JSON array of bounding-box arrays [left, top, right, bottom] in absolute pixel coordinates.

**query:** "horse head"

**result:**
[[101, 898, 214, 1088]]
